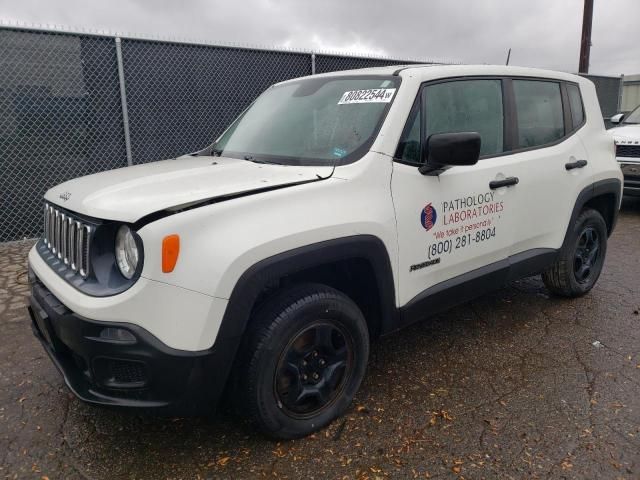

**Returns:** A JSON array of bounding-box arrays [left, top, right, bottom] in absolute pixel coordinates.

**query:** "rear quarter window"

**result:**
[[566, 84, 585, 129]]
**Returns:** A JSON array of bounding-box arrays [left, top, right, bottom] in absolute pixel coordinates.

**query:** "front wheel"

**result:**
[[542, 208, 608, 297], [237, 284, 369, 439]]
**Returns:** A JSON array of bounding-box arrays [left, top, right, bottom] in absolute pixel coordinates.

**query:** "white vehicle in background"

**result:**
[[28, 65, 622, 439], [609, 105, 640, 196]]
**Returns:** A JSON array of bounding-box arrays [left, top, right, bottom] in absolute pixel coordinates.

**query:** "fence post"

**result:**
[[311, 52, 316, 75], [115, 37, 133, 166]]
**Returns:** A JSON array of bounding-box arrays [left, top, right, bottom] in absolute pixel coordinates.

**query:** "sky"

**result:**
[[0, 0, 638, 76]]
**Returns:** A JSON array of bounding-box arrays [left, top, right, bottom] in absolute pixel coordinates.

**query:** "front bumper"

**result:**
[[28, 270, 237, 414], [619, 161, 640, 197]]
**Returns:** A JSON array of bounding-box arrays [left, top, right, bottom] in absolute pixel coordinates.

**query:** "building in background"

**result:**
[[621, 74, 640, 114]]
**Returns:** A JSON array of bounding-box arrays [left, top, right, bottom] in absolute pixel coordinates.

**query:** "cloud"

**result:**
[[0, 0, 638, 74]]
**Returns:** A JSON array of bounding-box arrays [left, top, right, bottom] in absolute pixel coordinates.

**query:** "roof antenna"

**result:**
[[505, 48, 511, 66]]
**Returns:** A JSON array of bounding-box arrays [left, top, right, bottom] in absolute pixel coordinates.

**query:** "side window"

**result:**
[[423, 80, 504, 157], [513, 80, 564, 148], [566, 84, 585, 129], [395, 103, 421, 163]]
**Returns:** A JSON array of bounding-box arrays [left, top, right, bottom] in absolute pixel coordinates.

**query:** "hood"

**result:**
[[608, 124, 640, 141], [45, 156, 334, 223]]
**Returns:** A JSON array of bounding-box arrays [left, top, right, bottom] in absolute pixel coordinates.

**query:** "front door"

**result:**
[[392, 78, 519, 308]]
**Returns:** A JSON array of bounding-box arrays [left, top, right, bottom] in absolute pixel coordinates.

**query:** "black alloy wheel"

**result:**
[[542, 208, 608, 297], [236, 284, 369, 439], [274, 321, 353, 417], [573, 226, 601, 284]]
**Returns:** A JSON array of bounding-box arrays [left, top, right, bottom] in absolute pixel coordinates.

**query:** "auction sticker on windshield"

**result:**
[[338, 88, 396, 105]]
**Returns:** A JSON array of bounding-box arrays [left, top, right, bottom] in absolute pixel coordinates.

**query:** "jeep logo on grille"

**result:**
[[59, 191, 72, 201]]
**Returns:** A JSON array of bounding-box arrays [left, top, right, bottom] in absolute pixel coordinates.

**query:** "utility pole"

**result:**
[[579, 0, 594, 73]]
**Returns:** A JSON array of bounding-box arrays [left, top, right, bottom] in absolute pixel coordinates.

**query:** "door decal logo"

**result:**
[[420, 203, 437, 231]]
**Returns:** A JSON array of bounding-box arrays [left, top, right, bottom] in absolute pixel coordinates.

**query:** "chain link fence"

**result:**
[[314, 54, 414, 74], [0, 26, 429, 242], [0, 25, 624, 242], [1, 29, 128, 242], [122, 40, 314, 164]]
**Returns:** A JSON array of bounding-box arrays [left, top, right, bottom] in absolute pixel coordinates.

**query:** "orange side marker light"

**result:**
[[162, 234, 180, 273]]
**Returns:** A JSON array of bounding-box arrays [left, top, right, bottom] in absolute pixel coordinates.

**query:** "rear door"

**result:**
[[503, 79, 591, 257], [391, 78, 519, 309]]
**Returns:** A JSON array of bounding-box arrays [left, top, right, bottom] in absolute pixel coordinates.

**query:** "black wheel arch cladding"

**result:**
[[561, 178, 621, 251], [212, 235, 396, 402]]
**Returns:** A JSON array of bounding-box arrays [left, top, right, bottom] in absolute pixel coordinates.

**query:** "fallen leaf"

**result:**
[[272, 447, 287, 458], [217, 457, 231, 466], [441, 410, 453, 421], [561, 460, 573, 470]]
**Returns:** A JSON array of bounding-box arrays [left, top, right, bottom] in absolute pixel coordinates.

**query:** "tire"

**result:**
[[236, 284, 370, 439], [542, 208, 608, 297]]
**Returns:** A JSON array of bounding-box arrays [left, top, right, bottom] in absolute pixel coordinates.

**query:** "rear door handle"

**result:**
[[489, 177, 519, 189], [565, 159, 588, 170]]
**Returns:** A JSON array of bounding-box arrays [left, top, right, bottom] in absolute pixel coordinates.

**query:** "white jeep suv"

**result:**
[[28, 65, 622, 439], [609, 104, 640, 196]]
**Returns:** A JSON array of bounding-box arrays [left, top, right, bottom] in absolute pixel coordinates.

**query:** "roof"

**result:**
[[307, 64, 585, 82]]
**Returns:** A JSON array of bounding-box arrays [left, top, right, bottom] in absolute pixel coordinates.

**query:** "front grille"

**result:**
[[43, 203, 92, 278], [616, 144, 640, 158]]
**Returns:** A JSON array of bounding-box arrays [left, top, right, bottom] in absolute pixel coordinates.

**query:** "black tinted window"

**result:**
[[423, 80, 504, 157], [567, 84, 585, 129], [513, 80, 564, 148]]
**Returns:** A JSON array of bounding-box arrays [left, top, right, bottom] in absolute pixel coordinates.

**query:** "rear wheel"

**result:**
[[542, 209, 607, 297], [237, 284, 369, 439]]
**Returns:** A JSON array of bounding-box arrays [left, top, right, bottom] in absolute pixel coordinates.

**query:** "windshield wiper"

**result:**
[[244, 155, 281, 165]]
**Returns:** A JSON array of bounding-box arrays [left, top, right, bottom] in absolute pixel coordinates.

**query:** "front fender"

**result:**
[[137, 155, 398, 302], [214, 235, 397, 345]]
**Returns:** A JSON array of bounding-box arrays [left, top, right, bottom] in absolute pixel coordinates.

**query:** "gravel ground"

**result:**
[[1, 198, 639, 480]]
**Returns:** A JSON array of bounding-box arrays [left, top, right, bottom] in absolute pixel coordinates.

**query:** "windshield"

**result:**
[[212, 75, 401, 165], [624, 105, 640, 124]]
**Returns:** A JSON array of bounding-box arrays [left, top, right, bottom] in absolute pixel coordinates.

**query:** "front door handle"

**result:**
[[565, 159, 588, 170], [489, 177, 519, 189]]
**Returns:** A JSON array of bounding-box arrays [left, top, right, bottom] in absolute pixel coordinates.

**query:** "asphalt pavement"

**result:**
[[1, 198, 639, 479]]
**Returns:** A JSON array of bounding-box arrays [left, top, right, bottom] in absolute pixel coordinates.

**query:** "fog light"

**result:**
[[99, 327, 136, 344]]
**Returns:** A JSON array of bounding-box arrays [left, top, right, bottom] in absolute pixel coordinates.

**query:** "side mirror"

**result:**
[[419, 132, 481, 175], [610, 113, 624, 125]]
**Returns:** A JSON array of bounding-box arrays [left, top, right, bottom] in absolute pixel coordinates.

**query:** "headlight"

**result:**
[[115, 225, 139, 279]]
